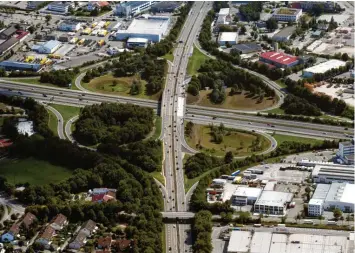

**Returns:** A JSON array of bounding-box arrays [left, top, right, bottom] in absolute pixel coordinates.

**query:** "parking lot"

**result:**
[[282, 150, 336, 163]]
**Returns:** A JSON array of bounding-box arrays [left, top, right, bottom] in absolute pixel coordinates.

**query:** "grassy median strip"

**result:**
[[273, 134, 323, 146], [47, 108, 58, 137]]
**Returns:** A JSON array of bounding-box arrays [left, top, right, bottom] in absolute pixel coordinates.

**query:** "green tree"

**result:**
[[333, 208, 342, 220], [45, 14, 52, 23], [224, 151, 234, 163]]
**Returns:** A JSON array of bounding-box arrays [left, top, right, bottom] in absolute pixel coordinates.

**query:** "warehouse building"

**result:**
[[259, 51, 299, 68], [302, 59, 347, 78], [272, 8, 302, 22], [227, 231, 251, 253], [116, 1, 157, 17], [126, 37, 149, 48], [0, 60, 42, 72], [272, 26, 296, 42], [116, 16, 170, 42], [231, 187, 262, 206], [312, 164, 354, 184], [33, 40, 62, 54], [218, 32, 238, 46], [231, 43, 262, 54], [254, 191, 293, 215], [0, 37, 19, 56], [0, 25, 17, 40], [58, 21, 82, 32], [309, 183, 355, 216], [151, 1, 182, 13]]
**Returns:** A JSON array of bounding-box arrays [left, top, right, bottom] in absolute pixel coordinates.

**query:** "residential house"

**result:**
[[113, 239, 134, 252], [68, 232, 87, 249], [87, 1, 110, 11], [80, 220, 97, 236], [36, 226, 55, 248], [97, 236, 113, 250], [1, 224, 20, 242], [22, 212, 37, 229], [50, 213, 68, 230], [92, 188, 117, 203]]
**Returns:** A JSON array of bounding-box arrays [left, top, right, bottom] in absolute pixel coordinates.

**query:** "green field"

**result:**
[[265, 107, 285, 114], [162, 51, 174, 62], [81, 74, 162, 100], [187, 45, 209, 76], [49, 104, 81, 123], [275, 79, 287, 88], [0, 158, 72, 185], [186, 124, 271, 157], [47, 109, 58, 137], [150, 171, 165, 186], [273, 134, 323, 146]]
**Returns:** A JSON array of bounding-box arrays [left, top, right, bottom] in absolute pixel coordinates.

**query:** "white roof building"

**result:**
[[312, 164, 354, 184], [218, 32, 238, 46], [324, 183, 355, 212], [250, 232, 272, 253], [227, 231, 251, 253], [254, 191, 293, 215], [218, 8, 230, 16], [303, 59, 347, 77]]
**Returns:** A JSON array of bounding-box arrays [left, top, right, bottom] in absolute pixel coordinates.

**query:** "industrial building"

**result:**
[[0, 25, 17, 40], [47, 2, 74, 13], [228, 230, 353, 253], [312, 164, 354, 184], [254, 191, 293, 215], [302, 59, 348, 78], [337, 141, 354, 165], [116, 16, 170, 42], [33, 40, 62, 54], [309, 183, 355, 216], [263, 181, 277, 191], [259, 51, 299, 68], [231, 43, 262, 54], [216, 8, 231, 25], [272, 26, 296, 42], [126, 37, 149, 48], [231, 187, 262, 206], [0, 60, 42, 72], [218, 32, 238, 46], [272, 8, 302, 22], [151, 1, 182, 13], [115, 1, 157, 17], [58, 21, 82, 32], [0, 37, 19, 56]]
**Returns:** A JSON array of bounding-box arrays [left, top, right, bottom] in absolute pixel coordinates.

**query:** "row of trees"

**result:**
[[192, 210, 213, 253], [187, 59, 276, 101], [73, 103, 154, 146], [281, 94, 322, 116], [189, 139, 339, 214], [284, 78, 353, 119], [40, 68, 79, 87], [184, 153, 223, 179]]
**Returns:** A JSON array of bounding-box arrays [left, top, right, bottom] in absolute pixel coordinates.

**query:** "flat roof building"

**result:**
[[272, 26, 296, 42], [254, 191, 293, 215], [272, 8, 302, 22], [250, 232, 272, 253], [0, 60, 41, 72], [227, 231, 251, 253], [218, 8, 230, 16], [0, 37, 19, 56], [337, 141, 354, 165], [58, 21, 82, 32], [312, 164, 354, 184], [303, 59, 347, 78], [116, 16, 170, 42], [231, 187, 262, 206], [231, 43, 262, 54], [116, 1, 157, 17], [47, 2, 74, 13], [0, 25, 17, 40], [218, 32, 238, 46], [35, 40, 62, 54], [127, 37, 149, 48], [259, 51, 299, 68]]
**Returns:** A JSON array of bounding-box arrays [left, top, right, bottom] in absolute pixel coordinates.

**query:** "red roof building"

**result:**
[[259, 51, 299, 68]]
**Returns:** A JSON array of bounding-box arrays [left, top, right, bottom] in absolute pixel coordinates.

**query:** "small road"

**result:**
[[65, 115, 79, 142], [46, 105, 65, 139], [74, 72, 87, 91]]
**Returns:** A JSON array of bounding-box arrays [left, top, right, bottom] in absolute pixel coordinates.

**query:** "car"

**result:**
[[248, 122, 252, 124], [323, 132, 327, 135], [18, 91, 22, 95], [43, 94, 47, 97], [169, 247, 172, 251], [271, 125, 275, 127], [7, 89, 12, 91], [173, 225, 176, 228]]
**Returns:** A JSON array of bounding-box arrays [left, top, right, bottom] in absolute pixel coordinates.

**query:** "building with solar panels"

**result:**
[[231, 43, 262, 54]]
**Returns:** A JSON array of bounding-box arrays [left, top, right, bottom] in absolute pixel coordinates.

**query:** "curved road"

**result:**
[[46, 105, 65, 139], [65, 115, 79, 142]]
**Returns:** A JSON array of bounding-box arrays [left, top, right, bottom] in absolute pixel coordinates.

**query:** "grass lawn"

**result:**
[[185, 124, 271, 157], [265, 107, 285, 114], [273, 134, 323, 146], [150, 116, 162, 140], [81, 74, 162, 100], [162, 51, 174, 62], [0, 158, 72, 185], [187, 45, 209, 76], [150, 171, 165, 186], [184, 166, 220, 193], [187, 89, 277, 111], [47, 108, 58, 137], [275, 79, 287, 88], [49, 104, 81, 123]]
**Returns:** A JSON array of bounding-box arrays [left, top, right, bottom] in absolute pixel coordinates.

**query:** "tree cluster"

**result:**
[[281, 94, 322, 116], [184, 153, 223, 179], [40, 68, 79, 87], [192, 210, 213, 253], [73, 103, 154, 146], [239, 2, 263, 21]]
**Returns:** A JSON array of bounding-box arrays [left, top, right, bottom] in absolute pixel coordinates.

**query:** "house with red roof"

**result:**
[[91, 188, 116, 203]]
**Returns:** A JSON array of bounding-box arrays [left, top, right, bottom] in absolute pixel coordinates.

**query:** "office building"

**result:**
[[126, 37, 149, 48], [231, 187, 262, 206], [259, 51, 299, 68], [58, 21, 82, 32], [302, 59, 347, 78], [116, 16, 170, 42], [47, 2, 74, 13], [337, 141, 354, 165], [116, 1, 157, 17], [216, 8, 231, 25], [254, 191, 293, 215], [272, 8, 302, 22], [218, 32, 238, 46], [312, 164, 354, 184], [308, 198, 324, 217]]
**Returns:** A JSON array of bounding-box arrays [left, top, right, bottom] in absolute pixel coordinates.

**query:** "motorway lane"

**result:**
[[46, 105, 65, 139], [186, 114, 351, 140]]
